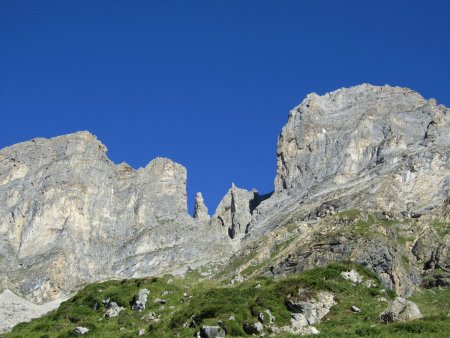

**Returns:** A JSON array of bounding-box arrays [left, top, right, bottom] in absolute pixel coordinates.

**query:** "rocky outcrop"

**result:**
[[263, 211, 449, 297], [194, 192, 209, 221], [379, 297, 423, 323], [211, 184, 255, 240], [275, 84, 449, 205], [250, 84, 450, 237], [0, 131, 233, 303], [211, 184, 271, 240]]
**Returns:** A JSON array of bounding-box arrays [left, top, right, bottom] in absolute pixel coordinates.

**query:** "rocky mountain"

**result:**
[[1, 84, 449, 334], [0, 132, 233, 304]]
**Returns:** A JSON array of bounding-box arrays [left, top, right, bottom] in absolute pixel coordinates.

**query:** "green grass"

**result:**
[[431, 222, 450, 237], [6, 263, 450, 338], [217, 251, 258, 278]]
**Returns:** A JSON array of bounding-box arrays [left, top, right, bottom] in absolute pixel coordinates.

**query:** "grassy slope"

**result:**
[[6, 263, 450, 338]]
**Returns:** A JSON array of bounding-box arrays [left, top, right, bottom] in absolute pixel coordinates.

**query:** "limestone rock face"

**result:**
[[275, 84, 450, 213], [193, 192, 209, 221], [0, 132, 232, 303], [212, 184, 257, 240], [250, 84, 450, 237]]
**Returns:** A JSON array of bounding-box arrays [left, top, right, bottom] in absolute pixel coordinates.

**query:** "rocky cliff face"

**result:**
[[240, 84, 450, 298], [1, 84, 449, 307], [278, 84, 449, 211], [249, 84, 450, 237], [0, 132, 232, 303]]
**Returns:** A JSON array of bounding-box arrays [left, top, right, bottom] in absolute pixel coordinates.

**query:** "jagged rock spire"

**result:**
[[193, 192, 209, 221]]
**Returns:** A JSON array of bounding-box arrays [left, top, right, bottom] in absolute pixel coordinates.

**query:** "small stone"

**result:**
[[138, 328, 145, 336], [363, 279, 376, 288], [73, 326, 89, 335], [351, 305, 361, 313], [341, 270, 363, 283]]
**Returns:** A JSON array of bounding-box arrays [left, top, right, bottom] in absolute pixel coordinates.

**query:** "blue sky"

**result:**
[[1, 0, 449, 214]]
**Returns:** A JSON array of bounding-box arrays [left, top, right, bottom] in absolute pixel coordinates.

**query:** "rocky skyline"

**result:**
[[1, 84, 448, 312]]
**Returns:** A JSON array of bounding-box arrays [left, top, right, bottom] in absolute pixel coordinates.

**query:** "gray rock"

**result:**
[[132, 289, 149, 311], [194, 192, 210, 221], [138, 328, 145, 336], [341, 270, 363, 284], [212, 184, 255, 240], [351, 305, 361, 313], [285, 291, 335, 325], [103, 301, 123, 318], [250, 84, 450, 239], [379, 297, 423, 323], [243, 321, 263, 334], [0, 131, 233, 303], [73, 326, 89, 335], [199, 325, 225, 338]]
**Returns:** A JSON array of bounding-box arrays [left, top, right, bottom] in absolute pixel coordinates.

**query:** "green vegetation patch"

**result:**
[[7, 263, 450, 338]]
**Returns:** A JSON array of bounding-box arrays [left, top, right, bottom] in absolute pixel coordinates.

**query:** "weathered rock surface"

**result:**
[[341, 270, 364, 283], [211, 184, 271, 240], [199, 325, 226, 338], [250, 84, 450, 236], [132, 288, 149, 311], [285, 291, 335, 325], [263, 211, 449, 297], [0, 131, 232, 304], [194, 192, 210, 221], [242, 84, 450, 297], [379, 297, 423, 323], [103, 299, 123, 317]]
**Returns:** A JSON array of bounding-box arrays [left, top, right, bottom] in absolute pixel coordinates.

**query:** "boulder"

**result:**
[[199, 325, 225, 338], [243, 322, 263, 334], [103, 301, 123, 318], [285, 291, 335, 325], [379, 297, 423, 323], [132, 289, 149, 311]]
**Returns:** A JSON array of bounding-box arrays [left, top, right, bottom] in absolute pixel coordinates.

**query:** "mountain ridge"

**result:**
[[1, 84, 449, 333]]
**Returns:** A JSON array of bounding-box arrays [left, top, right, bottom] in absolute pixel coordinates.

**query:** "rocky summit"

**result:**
[[0, 84, 449, 335]]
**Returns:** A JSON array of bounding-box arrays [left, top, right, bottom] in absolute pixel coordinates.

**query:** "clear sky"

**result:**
[[1, 0, 449, 214]]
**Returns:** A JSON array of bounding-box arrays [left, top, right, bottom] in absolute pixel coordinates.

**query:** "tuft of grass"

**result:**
[[431, 222, 450, 237]]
